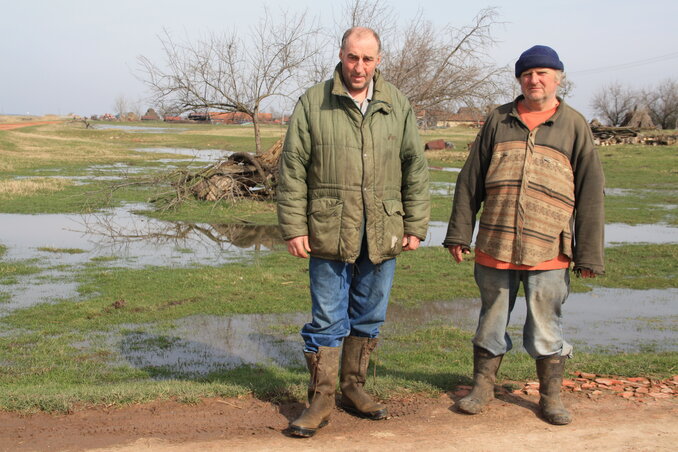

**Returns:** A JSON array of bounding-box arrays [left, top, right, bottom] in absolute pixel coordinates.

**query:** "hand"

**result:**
[[402, 234, 420, 251], [578, 268, 597, 279], [286, 235, 311, 258], [447, 244, 470, 263]]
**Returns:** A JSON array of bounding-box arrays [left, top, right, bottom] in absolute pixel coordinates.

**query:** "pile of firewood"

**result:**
[[189, 138, 283, 201], [590, 126, 677, 146]]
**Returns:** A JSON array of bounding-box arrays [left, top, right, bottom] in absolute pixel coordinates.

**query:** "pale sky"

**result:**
[[2, 0, 676, 120]]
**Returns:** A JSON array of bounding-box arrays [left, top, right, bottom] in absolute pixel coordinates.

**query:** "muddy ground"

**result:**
[[1, 390, 676, 452]]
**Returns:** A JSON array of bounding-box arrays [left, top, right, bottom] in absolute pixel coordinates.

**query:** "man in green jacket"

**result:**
[[277, 27, 430, 437], [444, 45, 605, 425]]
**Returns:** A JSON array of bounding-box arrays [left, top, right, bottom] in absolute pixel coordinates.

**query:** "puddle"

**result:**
[[430, 181, 456, 196], [0, 206, 285, 314], [605, 188, 678, 197], [391, 288, 677, 353], [97, 287, 677, 377], [0, 271, 81, 317], [93, 124, 188, 133], [0, 206, 285, 269], [429, 166, 461, 173], [424, 221, 678, 247], [0, 211, 674, 314], [605, 223, 678, 245], [114, 313, 309, 375], [133, 147, 233, 163]]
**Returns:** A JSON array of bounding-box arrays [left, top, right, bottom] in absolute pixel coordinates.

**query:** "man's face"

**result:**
[[518, 67, 561, 105], [339, 32, 381, 96]]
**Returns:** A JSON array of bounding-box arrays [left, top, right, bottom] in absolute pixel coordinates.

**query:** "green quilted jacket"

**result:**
[[277, 64, 430, 264]]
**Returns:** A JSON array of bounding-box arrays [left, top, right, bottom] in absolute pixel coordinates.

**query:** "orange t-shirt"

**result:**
[[475, 100, 570, 271]]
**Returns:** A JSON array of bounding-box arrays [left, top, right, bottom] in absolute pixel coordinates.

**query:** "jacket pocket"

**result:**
[[381, 199, 404, 256], [307, 198, 343, 257]]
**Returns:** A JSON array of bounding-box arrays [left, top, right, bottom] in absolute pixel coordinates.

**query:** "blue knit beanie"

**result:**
[[515, 45, 564, 77]]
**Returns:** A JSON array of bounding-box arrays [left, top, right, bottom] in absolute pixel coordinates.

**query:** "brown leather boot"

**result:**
[[289, 346, 340, 437], [537, 355, 572, 425], [457, 346, 503, 414], [339, 336, 388, 420]]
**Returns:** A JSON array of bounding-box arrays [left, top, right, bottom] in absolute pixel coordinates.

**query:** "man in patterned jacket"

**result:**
[[443, 45, 605, 425]]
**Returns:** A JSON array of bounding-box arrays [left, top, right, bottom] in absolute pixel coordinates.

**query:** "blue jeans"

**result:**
[[301, 246, 396, 352], [473, 264, 573, 359]]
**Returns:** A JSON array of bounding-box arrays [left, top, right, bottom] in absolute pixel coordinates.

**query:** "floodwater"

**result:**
[[0, 205, 285, 314], [106, 287, 677, 377], [1, 154, 676, 371], [133, 147, 233, 163], [1, 207, 676, 314], [424, 221, 678, 247], [93, 124, 188, 133]]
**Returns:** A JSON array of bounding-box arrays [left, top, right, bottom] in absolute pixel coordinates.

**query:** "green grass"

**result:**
[[37, 247, 86, 254], [141, 197, 279, 224], [605, 189, 678, 225], [0, 180, 159, 214], [0, 121, 676, 413], [0, 259, 41, 285], [0, 242, 675, 411]]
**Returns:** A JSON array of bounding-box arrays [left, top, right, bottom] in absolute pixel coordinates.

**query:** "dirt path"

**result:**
[[1, 390, 675, 452], [0, 120, 62, 130]]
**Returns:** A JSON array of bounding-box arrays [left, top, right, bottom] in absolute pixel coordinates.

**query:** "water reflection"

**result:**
[[0, 206, 285, 269], [116, 313, 308, 376], [102, 287, 677, 378], [0, 208, 285, 314]]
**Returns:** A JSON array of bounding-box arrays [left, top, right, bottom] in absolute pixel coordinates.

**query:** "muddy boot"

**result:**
[[457, 346, 503, 414], [289, 346, 340, 437], [536, 355, 572, 425], [339, 336, 388, 420]]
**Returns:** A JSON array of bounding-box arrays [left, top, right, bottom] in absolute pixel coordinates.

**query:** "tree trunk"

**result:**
[[252, 107, 262, 155]]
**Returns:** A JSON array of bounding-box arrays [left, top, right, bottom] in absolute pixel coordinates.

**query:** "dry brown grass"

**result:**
[[0, 178, 73, 199], [0, 114, 67, 124], [0, 124, 145, 171], [424, 149, 470, 163], [182, 125, 286, 139]]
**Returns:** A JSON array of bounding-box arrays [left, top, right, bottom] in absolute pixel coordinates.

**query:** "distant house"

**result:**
[[180, 111, 280, 124], [417, 107, 490, 128], [209, 111, 273, 124]]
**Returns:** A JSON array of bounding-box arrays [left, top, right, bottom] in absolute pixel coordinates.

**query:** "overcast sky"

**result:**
[[2, 0, 676, 120]]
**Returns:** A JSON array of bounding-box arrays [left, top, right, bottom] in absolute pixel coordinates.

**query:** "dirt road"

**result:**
[[0, 120, 62, 130], [1, 390, 676, 452]]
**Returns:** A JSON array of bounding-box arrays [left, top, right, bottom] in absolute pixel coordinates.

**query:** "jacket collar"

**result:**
[[331, 63, 393, 113], [510, 95, 565, 125]]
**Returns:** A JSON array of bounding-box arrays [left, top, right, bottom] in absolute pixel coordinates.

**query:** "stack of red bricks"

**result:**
[[515, 372, 678, 400]]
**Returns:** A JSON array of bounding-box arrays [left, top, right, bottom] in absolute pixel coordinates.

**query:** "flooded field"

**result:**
[[93, 124, 188, 133], [0, 128, 676, 380], [85, 287, 677, 377]]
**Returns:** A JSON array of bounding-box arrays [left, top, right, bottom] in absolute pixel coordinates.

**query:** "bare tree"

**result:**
[[590, 82, 638, 126], [558, 75, 575, 99], [113, 94, 129, 120], [643, 79, 678, 130], [336, 1, 505, 112], [138, 9, 323, 154]]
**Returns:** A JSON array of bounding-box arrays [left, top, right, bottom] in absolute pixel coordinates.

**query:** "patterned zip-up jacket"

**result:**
[[443, 96, 605, 274]]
